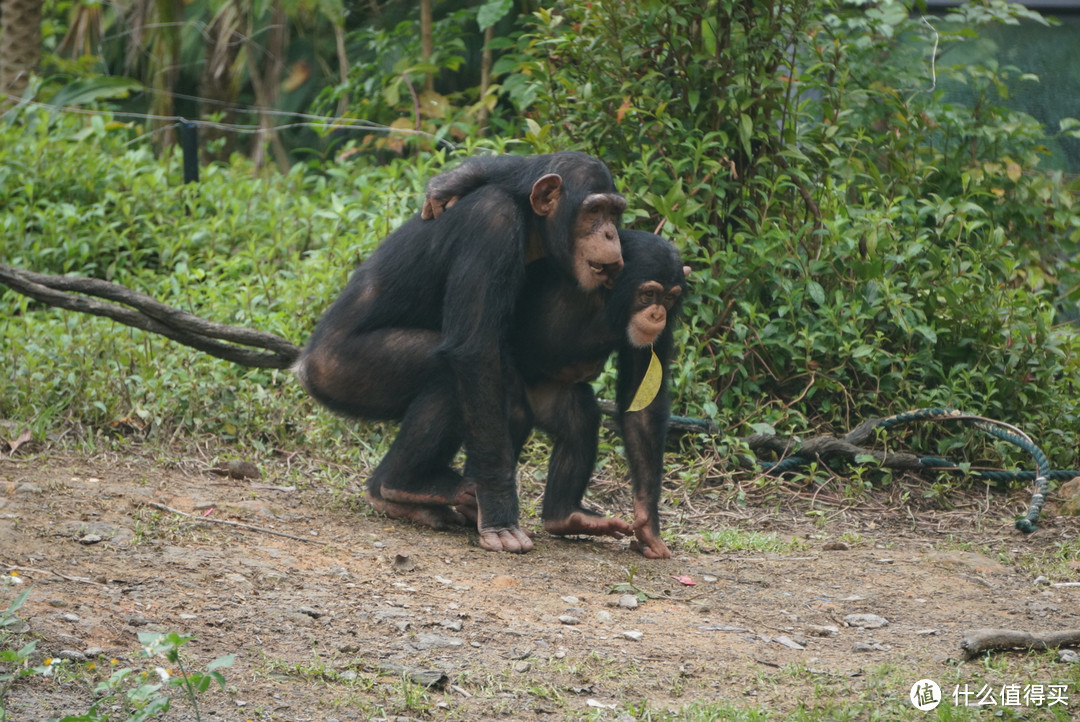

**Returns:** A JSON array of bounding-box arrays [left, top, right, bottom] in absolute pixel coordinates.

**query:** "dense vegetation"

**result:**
[[2, 0, 1079, 476]]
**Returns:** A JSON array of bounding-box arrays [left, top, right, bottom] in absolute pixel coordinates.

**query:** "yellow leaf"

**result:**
[[627, 349, 662, 412], [1005, 160, 1022, 183]]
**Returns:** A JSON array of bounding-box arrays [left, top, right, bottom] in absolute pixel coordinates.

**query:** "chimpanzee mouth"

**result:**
[[589, 260, 621, 280]]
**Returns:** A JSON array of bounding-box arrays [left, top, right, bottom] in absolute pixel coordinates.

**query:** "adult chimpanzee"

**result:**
[[422, 159, 687, 558], [509, 228, 687, 559], [296, 152, 627, 554]]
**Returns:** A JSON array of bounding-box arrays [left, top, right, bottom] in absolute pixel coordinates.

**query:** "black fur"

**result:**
[[513, 229, 686, 555], [297, 152, 619, 546]]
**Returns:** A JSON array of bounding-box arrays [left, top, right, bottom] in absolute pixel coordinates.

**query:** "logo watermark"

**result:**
[[910, 679, 942, 711], [910, 680, 1071, 711]]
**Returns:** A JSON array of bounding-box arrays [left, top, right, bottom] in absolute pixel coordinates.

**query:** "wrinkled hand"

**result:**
[[421, 195, 459, 220]]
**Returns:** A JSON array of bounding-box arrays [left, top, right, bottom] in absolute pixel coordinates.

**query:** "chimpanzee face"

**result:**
[[571, 193, 626, 291], [626, 280, 682, 347]]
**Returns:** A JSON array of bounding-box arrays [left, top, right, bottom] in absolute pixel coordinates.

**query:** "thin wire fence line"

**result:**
[[1, 91, 466, 151]]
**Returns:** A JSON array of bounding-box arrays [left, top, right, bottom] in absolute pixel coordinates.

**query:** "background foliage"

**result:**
[[2, 0, 1079, 474]]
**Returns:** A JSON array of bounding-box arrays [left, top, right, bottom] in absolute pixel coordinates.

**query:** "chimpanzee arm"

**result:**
[[615, 335, 675, 560], [423, 155, 538, 219], [436, 189, 533, 552]]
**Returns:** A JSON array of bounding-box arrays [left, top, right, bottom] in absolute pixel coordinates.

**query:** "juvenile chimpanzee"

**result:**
[[296, 152, 627, 554], [510, 229, 687, 559]]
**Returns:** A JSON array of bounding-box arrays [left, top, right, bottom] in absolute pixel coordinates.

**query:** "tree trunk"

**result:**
[[477, 25, 494, 134], [247, 0, 291, 172], [420, 0, 433, 93], [0, 0, 42, 106]]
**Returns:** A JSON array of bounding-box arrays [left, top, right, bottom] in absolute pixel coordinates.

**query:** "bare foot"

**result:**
[[629, 522, 671, 559], [367, 494, 467, 530], [544, 509, 633, 539], [455, 488, 478, 524], [478, 526, 534, 553], [381, 483, 469, 507]]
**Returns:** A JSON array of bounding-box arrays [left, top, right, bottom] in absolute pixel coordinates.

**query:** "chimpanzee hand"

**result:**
[[421, 194, 459, 220]]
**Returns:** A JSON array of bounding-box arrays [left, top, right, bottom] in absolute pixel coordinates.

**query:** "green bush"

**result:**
[[495, 0, 1080, 467], [0, 109, 443, 450]]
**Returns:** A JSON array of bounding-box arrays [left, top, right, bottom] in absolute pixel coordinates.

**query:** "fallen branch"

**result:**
[[1, 563, 105, 586], [961, 628, 1080, 659], [0, 264, 300, 368], [144, 501, 318, 545]]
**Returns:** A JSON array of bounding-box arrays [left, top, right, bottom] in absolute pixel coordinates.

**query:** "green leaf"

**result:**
[[807, 281, 826, 306], [477, 0, 513, 31], [738, 113, 754, 159], [50, 77, 143, 108], [207, 654, 236, 672]]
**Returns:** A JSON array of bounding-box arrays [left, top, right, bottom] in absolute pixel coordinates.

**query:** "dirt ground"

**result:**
[[2, 446, 1079, 721]]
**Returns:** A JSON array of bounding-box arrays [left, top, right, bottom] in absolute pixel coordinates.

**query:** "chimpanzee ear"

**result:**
[[529, 174, 563, 216]]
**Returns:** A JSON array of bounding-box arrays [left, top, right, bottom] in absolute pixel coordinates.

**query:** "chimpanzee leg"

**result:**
[[374, 364, 473, 507], [296, 327, 469, 528], [529, 381, 634, 540], [455, 379, 535, 525]]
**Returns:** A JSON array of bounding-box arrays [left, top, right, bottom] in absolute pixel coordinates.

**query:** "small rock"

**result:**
[[83, 647, 106, 658], [595, 611, 613, 623], [701, 575, 718, 583], [621, 630, 643, 642], [438, 618, 462, 631], [1059, 649, 1079, 664], [79, 534, 103, 545], [774, 635, 805, 650], [844, 614, 888, 629], [806, 625, 840, 637], [852, 642, 875, 653], [508, 646, 532, 660], [823, 541, 850, 551], [392, 554, 416, 572], [690, 601, 711, 614], [56, 649, 86, 662], [47, 599, 69, 608], [1034, 576, 1051, 586], [6, 619, 29, 634], [412, 634, 463, 650], [561, 596, 579, 604], [62, 613, 81, 623], [297, 606, 324, 619], [513, 661, 531, 673], [617, 595, 639, 610], [558, 615, 581, 626]]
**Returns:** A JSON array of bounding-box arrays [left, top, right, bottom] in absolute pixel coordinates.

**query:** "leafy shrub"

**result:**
[[494, 0, 1080, 467], [0, 109, 442, 451]]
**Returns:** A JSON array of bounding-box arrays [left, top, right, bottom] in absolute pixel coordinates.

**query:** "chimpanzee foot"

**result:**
[[544, 509, 633, 539], [454, 488, 478, 524], [477, 526, 534, 553], [367, 494, 468, 530], [628, 523, 672, 559], [381, 484, 472, 507]]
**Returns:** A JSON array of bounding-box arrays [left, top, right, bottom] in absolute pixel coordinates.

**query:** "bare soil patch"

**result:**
[[2, 449, 1079, 720]]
